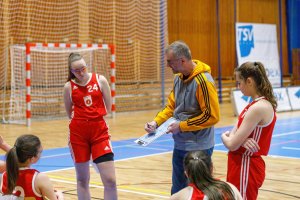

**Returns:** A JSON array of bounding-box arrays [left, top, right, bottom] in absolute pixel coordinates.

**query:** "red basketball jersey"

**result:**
[[227, 97, 277, 200], [233, 97, 276, 156], [1, 168, 43, 199], [70, 73, 107, 120], [188, 183, 206, 200]]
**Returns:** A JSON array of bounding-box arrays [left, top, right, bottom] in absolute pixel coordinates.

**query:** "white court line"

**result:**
[[215, 143, 224, 147], [275, 121, 299, 125], [41, 153, 70, 159], [125, 145, 169, 151], [40, 129, 300, 160], [282, 147, 300, 151], [273, 131, 300, 137], [44, 151, 173, 173], [42, 130, 300, 171], [50, 178, 169, 199]]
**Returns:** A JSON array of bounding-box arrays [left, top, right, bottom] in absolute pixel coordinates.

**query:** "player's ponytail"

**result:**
[[6, 146, 19, 193]]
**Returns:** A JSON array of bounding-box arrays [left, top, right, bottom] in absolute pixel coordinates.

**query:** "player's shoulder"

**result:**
[[64, 81, 71, 88], [97, 74, 109, 84], [251, 98, 272, 111], [170, 186, 192, 200], [35, 172, 52, 187]]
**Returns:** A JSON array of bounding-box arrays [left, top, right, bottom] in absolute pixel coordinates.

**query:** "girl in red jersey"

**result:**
[[0, 134, 63, 200], [63, 53, 117, 200], [221, 62, 277, 200], [170, 151, 242, 200]]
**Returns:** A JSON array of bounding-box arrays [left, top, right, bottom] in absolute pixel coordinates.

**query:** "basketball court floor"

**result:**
[[0, 103, 299, 199]]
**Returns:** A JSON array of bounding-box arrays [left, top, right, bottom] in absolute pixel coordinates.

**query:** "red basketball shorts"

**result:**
[[68, 119, 113, 163], [227, 153, 265, 200]]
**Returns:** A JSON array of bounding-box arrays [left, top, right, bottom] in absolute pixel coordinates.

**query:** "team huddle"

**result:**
[[0, 41, 277, 200]]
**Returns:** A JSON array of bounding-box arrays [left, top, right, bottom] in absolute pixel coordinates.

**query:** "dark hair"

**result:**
[[5, 134, 41, 194], [67, 52, 83, 81], [184, 151, 235, 200], [235, 61, 277, 110], [165, 40, 192, 60]]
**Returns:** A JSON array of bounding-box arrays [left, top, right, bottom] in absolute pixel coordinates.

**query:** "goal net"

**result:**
[[4, 43, 115, 125]]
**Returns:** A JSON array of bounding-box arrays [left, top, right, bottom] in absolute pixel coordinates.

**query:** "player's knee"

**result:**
[[77, 176, 90, 187], [103, 177, 117, 189]]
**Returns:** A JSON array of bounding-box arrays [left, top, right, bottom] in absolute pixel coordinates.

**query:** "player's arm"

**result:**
[[180, 75, 220, 132], [222, 122, 238, 138], [98, 75, 112, 113], [221, 103, 264, 151], [35, 173, 59, 200], [63, 82, 72, 119], [0, 135, 11, 152]]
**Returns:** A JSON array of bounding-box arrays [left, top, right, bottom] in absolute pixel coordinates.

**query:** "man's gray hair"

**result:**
[[165, 41, 192, 60]]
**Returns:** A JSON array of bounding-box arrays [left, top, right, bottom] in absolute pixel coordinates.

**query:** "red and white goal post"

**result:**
[[10, 43, 116, 126]]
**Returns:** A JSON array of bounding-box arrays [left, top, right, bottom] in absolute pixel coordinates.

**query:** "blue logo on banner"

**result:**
[[295, 89, 300, 98], [274, 91, 284, 101], [241, 95, 252, 102], [237, 25, 254, 57]]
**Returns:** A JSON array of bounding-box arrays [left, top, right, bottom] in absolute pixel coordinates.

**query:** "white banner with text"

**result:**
[[236, 23, 281, 87]]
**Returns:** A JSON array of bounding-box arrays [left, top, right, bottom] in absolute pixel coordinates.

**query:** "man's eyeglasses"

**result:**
[[71, 67, 87, 74]]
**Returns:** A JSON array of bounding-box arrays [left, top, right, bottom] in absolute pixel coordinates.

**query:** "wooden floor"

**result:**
[[0, 102, 300, 199]]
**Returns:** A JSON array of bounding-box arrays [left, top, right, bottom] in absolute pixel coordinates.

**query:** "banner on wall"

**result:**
[[287, 86, 300, 110], [236, 23, 281, 87], [231, 88, 292, 116]]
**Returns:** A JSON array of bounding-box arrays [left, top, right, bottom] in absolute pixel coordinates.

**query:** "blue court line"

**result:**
[[0, 117, 299, 172]]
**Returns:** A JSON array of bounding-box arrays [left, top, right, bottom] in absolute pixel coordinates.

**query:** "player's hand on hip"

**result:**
[[145, 121, 157, 133], [166, 122, 180, 134]]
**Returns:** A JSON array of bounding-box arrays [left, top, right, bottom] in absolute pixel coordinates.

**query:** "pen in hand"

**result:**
[[146, 122, 156, 133]]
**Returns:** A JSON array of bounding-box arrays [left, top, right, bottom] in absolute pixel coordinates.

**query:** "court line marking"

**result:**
[[44, 151, 173, 173], [282, 147, 300, 151], [273, 131, 300, 137], [39, 129, 300, 160], [118, 145, 169, 151], [49, 177, 169, 199], [50, 175, 170, 195], [41, 153, 70, 159], [39, 130, 300, 161]]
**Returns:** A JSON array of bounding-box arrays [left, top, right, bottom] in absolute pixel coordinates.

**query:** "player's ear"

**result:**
[[246, 77, 253, 85]]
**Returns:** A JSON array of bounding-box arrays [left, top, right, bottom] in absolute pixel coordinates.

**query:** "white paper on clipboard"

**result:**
[[134, 117, 178, 146]]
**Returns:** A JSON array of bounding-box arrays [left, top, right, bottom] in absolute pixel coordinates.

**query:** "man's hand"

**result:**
[[166, 121, 181, 134], [144, 121, 157, 133]]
